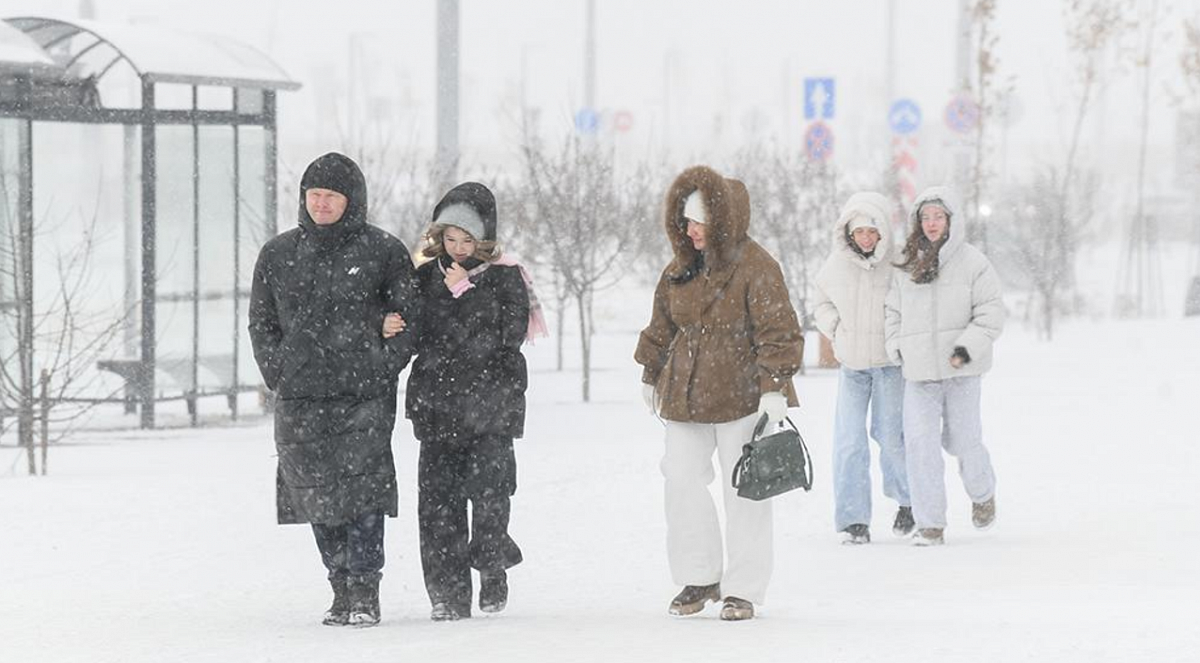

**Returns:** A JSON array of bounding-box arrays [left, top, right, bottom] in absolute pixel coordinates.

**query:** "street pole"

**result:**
[[953, 0, 974, 237], [584, 0, 596, 112], [436, 0, 460, 190]]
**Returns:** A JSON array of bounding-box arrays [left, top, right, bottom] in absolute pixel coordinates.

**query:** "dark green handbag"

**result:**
[[731, 414, 813, 501]]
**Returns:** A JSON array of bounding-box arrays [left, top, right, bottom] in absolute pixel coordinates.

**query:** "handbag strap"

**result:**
[[791, 416, 814, 491], [731, 447, 751, 489]]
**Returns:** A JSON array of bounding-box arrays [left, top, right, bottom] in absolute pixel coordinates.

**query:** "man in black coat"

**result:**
[[248, 152, 418, 627]]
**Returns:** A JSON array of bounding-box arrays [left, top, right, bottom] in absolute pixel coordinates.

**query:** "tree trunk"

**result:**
[[1042, 286, 1055, 342], [576, 290, 591, 402], [555, 293, 568, 372], [39, 369, 49, 476]]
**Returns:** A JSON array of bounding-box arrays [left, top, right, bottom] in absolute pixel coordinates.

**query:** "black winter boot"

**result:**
[[479, 569, 508, 613], [841, 524, 870, 545], [892, 506, 916, 537], [431, 601, 471, 621], [346, 573, 381, 627], [322, 576, 351, 626]]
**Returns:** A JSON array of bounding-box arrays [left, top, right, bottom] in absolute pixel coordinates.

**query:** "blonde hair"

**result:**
[[420, 224, 502, 262]]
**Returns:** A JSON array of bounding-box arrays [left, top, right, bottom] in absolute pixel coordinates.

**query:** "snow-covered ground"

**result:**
[[3, 282, 1199, 663]]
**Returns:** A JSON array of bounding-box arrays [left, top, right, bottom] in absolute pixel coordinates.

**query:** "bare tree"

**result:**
[[965, 0, 1015, 252], [998, 167, 1099, 339], [735, 142, 839, 369], [0, 185, 127, 475], [1178, 11, 1200, 315], [516, 130, 652, 400], [498, 176, 572, 371], [1002, 0, 1135, 339], [1183, 13, 1200, 96], [1116, 0, 1165, 317]]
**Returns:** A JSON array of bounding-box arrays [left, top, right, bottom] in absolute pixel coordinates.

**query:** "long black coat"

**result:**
[[249, 153, 418, 525], [405, 258, 529, 442]]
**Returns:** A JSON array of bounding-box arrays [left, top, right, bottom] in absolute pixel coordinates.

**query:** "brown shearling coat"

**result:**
[[635, 165, 804, 424]]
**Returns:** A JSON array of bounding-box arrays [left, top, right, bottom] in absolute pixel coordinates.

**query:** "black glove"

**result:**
[[951, 346, 971, 365]]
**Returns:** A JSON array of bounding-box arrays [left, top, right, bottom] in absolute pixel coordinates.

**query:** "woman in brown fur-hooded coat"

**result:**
[[634, 165, 804, 621]]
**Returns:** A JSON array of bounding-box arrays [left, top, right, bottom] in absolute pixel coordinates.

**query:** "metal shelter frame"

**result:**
[[0, 17, 299, 429]]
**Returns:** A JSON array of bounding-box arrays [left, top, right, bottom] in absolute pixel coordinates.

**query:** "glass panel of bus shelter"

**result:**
[[235, 126, 266, 391], [0, 118, 19, 411], [195, 125, 237, 395], [153, 124, 197, 400], [197, 86, 232, 112], [29, 122, 132, 402]]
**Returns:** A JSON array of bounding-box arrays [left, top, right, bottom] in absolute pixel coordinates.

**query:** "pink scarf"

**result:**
[[442, 255, 550, 344]]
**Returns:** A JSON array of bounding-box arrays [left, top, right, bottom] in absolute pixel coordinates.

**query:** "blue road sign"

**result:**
[[804, 78, 835, 120], [575, 108, 599, 134], [888, 99, 922, 135], [944, 94, 979, 134], [804, 120, 835, 162]]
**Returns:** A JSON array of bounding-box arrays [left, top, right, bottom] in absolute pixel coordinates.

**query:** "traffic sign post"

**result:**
[[804, 121, 835, 162], [575, 108, 599, 134], [575, 108, 634, 135], [804, 78, 836, 120], [888, 99, 922, 135], [944, 94, 980, 134], [612, 110, 634, 133]]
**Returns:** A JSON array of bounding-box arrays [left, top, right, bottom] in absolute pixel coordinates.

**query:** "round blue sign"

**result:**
[[888, 99, 922, 135], [575, 108, 599, 134], [804, 121, 835, 162]]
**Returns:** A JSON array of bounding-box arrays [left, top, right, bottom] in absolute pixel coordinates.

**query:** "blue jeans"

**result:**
[[832, 366, 910, 532]]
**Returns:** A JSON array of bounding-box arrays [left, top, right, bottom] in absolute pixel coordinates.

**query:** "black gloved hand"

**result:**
[[951, 346, 971, 366]]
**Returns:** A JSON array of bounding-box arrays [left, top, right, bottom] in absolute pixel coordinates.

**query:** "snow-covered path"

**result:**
[[3, 314, 1198, 663]]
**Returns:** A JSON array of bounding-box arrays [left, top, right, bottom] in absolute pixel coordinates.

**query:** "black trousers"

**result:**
[[311, 510, 385, 583], [418, 434, 523, 611]]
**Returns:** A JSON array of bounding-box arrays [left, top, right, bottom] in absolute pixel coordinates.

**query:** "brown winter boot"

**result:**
[[668, 583, 721, 616], [912, 528, 945, 546], [719, 596, 755, 621], [972, 497, 996, 530]]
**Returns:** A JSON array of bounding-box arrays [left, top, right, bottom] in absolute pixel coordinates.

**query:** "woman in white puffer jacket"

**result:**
[[884, 186, 1005, 546], [812, 192, 912, 545]]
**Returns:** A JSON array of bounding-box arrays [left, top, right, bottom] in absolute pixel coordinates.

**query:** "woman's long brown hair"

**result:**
[[895, 216, 950, 284]]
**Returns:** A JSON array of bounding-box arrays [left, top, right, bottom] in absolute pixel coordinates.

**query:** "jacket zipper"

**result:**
[[929, 278, 939, 379]]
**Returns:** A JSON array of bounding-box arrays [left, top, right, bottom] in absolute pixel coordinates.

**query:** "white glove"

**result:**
[[757, 391, 788, 426], [642, 383, 657, 413]]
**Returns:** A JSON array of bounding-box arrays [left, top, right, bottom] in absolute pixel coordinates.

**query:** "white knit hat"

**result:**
[[847, 213, 879, 232], [683, 190, 707, 224]]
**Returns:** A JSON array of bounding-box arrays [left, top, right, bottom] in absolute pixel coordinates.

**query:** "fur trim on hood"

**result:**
[[831, 191, 894, 267], [663, 165, 750, 276]]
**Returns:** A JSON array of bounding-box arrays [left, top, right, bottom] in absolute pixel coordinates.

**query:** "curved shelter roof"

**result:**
[[3, 16, 299, 90], [0, 20, 63, 77]]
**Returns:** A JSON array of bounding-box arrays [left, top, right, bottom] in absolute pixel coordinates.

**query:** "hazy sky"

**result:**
[[5, 0, 1198, 204]]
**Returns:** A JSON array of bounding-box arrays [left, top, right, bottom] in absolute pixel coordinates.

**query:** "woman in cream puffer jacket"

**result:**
[[884, 186, 1005, 546], [813, 192, 912, 544]]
